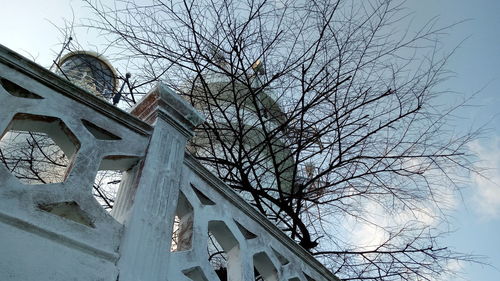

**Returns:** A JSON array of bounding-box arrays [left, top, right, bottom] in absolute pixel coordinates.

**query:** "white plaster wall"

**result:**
[[0, 221, 117, 281]]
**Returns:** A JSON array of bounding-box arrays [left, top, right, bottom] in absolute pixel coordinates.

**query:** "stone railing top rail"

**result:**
[[0, 44, 153, 137]]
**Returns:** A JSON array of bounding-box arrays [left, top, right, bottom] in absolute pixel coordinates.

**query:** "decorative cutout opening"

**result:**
[[0, 114, 79, 184], [183, 267, 210, 281], [93, 155, 140, 210], [82, 119, 121, 140], [4, 113, 80, 156], [0, 131, 69, 184], [191, 183, 216, 205], [208, 221, 240, 281], [253, 252, 278, 281], [38, 201, 94, 228], [93, 170, 123, 210], [0, 78, 43, 99], [303, 273, 316, 281], [99, 155, 139, 171], [171, 192, 194, 252], [209, 232, 228, 281], [271, 247, 289, 265], [234, 220, 258, 239], [255, 267, 263, 281]]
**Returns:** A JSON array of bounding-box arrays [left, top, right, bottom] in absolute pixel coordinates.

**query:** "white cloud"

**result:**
[[345, 202, 388, 248], [469, 138, 500, 219], [437, 259, 467, 281], [341, 200, 440, 250]]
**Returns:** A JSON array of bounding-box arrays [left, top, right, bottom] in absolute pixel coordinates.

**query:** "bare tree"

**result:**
[[1, 0, 483, 280], [0, 130, 120, 210], [0, 131, 69, 184]]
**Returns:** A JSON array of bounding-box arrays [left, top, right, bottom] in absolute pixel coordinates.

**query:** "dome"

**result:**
[[57, 51, 118, 98]]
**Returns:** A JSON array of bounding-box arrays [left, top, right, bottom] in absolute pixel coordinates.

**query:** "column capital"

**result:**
[[131, 83, 204, 138]]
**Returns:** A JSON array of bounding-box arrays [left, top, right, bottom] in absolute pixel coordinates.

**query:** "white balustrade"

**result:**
[[0, 44, 339, 281]]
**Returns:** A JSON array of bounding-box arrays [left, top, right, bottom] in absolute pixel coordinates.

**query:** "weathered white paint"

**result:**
[[0, 44, 340, 281]]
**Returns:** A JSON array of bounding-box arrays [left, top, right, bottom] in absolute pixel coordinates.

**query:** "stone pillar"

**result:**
[[114, 83, 204, 281]]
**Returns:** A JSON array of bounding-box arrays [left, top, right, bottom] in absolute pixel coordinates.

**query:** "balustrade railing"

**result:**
[[0, 44, 339, 281]]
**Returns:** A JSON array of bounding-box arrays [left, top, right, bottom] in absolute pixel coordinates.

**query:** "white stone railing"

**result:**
[[0, 44, 340, 281], [0, 44, 151, 280]]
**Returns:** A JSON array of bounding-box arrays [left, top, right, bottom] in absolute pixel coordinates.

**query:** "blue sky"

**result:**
[[0, 1, 499, 280], [405, 2, 500, 279]]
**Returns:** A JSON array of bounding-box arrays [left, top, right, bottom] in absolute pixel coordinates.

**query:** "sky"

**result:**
[[0, 0, 499, 280], [404, 2, 500, 280]]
